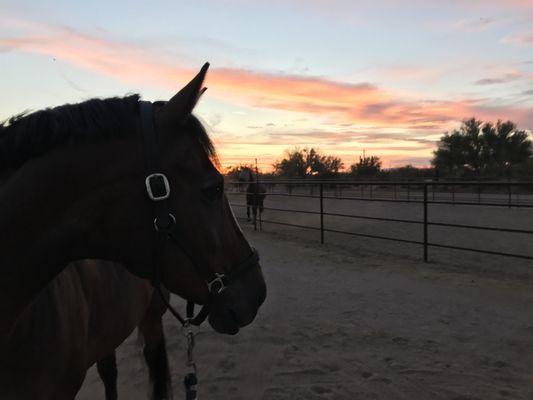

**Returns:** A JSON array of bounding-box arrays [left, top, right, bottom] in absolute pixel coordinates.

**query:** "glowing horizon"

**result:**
[[1, 1, 532, 170]]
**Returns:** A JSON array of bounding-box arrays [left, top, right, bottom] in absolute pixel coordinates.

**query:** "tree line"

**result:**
[[224, 118, 532, 180]]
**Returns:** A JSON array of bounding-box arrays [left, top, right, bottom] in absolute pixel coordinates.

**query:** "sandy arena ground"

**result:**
[[78, 200, 533, 400]]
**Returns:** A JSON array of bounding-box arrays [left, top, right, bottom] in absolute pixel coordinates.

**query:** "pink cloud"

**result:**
[[1, 20, 532, 131]]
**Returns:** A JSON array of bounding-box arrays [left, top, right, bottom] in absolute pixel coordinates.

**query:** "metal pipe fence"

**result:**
[[226, 180, 533, 263]]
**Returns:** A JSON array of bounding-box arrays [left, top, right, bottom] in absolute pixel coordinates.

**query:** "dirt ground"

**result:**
[[78, 217, 533, 399]]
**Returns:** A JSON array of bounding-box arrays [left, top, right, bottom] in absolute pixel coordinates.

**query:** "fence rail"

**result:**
[[227, 180, 533, 263]]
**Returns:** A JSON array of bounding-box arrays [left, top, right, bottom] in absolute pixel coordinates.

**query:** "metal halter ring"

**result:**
[[154, 213, 176, 232], [206, 273, 227, 294]]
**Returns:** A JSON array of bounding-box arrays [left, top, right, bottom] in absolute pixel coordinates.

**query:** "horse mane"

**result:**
[[0, 95, 217, 170]]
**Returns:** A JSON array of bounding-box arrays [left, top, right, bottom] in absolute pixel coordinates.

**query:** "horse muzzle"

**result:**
[[207, 262, 266, 335]]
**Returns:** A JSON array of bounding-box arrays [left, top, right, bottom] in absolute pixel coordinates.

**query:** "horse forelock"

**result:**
[[182, 114, 219, 167]]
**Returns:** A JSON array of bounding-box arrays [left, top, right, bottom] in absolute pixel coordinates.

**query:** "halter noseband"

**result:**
[[139, 100, 259, 326]]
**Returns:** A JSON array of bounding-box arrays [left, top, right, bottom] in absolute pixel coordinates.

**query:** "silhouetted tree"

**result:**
[[383, 165, 434, 179], [318, 155, 344, 177], [224, 164, 256, 180], [481, 120, 532, 176], [273, 147, 343, 178], [350, 155, 382, 177], [432, 118, 483, 176], [432, 118, 531, 177], [514, 158, 533, 180], [273, 148, 307, 178]]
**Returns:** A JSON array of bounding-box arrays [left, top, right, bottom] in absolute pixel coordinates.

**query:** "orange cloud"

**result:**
[[1, 20, 532, 131]]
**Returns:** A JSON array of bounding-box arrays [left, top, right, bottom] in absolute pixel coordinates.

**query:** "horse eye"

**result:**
[[202, 182, 224, 202]]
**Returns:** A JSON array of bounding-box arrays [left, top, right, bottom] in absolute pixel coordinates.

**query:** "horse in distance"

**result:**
[[238, 167, 267, 224]]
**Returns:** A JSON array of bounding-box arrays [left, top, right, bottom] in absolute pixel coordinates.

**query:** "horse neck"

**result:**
[[0, 156, 97, 335]]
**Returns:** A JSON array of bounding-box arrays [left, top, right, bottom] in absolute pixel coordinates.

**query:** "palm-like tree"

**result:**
[[432, 118, 483, 175], [482, 120, 532, 176], [432, 118, 532, 177]]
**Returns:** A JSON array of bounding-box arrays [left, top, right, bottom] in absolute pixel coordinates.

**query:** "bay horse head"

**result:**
[[136, 64, 267, 334], [0, 63, 266, 335]]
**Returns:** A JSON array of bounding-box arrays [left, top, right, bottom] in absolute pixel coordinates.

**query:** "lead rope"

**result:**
[[150, 228, 204, 399], [183, 311, 198, 400], [152, 261, 202, 400], [153, 273, 201, 399]]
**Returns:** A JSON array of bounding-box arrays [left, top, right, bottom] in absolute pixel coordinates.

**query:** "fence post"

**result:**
[[452, 184, 455, 205], [320, 183, 324, 244], [253, 192, 257, 232], [407, 183, 411, 202], [259, 205, 262, 231], [423, 183, 428, 263]]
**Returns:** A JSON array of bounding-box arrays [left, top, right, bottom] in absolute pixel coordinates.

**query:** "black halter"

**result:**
[[139, 101, 259, 326]]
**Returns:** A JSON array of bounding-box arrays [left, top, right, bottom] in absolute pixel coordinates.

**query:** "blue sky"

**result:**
[[1, 0, 532, 169]]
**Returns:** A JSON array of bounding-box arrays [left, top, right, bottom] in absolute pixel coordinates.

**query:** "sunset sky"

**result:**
[[1, 0, 532, 170]]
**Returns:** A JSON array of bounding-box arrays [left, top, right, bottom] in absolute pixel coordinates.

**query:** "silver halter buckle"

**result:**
[[206, 273, 227, 294], [145, 173, 170, 201]]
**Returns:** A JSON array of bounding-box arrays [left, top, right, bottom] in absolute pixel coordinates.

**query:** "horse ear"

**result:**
[[162, 62, 209, 125]]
